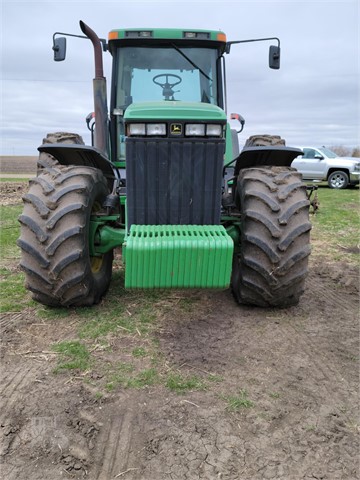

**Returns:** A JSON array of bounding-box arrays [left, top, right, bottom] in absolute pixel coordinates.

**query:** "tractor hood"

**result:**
[[124, 101, 227, 122]]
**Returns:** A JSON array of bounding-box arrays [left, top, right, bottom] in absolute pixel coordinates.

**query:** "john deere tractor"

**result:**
[[18, 22, 311, 308]]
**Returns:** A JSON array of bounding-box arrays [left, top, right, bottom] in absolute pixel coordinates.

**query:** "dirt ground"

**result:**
[[1, 183, 359, 480]]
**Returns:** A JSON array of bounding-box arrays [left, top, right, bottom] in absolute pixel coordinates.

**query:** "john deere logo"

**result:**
[[170, 123, 182, 135]]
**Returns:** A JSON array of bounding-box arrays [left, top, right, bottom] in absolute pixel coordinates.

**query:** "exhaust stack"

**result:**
[[79, 21, 108, 156]]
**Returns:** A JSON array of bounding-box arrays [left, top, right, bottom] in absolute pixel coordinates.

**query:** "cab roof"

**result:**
[[108, 28, 226, 43]]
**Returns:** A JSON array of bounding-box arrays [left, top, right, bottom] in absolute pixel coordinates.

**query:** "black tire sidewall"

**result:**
[[231, 166, 311, 307], [82, 176, 114, 306], [18, 166, 114, 307]]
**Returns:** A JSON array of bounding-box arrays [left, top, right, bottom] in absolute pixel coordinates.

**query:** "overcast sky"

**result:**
[[1, 0, 359, 155]]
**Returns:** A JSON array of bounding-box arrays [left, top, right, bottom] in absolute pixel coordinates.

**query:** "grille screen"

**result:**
[[126, 138, 225, 227]]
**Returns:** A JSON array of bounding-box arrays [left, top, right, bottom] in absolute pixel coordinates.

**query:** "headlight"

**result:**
[[128, 123, 146, 136], [146, 123, 166, 136], [185, 123, 223, 137], [354, 163, 360, 172], [127, 123, 166, 136], [206, 124, 223, 137], [185, 124, 206, 136]]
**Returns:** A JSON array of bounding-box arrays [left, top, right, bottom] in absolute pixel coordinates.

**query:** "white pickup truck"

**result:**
[[291, 146, 360, 189]]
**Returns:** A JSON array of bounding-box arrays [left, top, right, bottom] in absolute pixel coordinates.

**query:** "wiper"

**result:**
[[171, 43, 212, 81]]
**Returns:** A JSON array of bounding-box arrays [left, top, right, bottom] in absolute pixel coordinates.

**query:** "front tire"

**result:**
[[18, 165, 113, 307], [327, 170, 349, 189], [231, 166, 312, 307]]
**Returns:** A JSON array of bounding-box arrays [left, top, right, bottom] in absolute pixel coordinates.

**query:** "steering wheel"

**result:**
[[153, 73, 182, 100]]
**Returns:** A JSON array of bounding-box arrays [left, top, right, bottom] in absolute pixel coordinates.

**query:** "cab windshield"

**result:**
[[114, 46, 220, 107]]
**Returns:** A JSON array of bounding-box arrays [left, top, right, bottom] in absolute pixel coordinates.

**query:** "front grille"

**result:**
[[125, 137, 225, 227]]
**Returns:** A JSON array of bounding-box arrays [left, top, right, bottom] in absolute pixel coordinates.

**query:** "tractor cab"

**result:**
[[107, 29, 228, 165]]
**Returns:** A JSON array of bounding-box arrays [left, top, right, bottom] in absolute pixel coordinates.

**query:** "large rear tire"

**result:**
[[37, 132, 85, 173], [244, 134, 286, 147], [231, 166, 311, 307], [18, 165, 113, 307]]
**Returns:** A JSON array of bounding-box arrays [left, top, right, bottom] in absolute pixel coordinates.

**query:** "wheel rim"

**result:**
[[330, 173, 346, 188], [91, 256, 104, 273]]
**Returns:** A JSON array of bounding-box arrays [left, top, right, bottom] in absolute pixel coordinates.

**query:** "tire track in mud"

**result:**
[[305, 272, 358, 314], [301, 273, 359, 392], [267, 322, 359, 479], [0, 312, 25, 333], [95, 409, 136, 480], [275, 321, 357, 403], [0, 366, 42, 425], [269, 270, 359, 407]]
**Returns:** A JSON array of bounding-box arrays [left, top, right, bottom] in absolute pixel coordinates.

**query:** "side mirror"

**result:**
[[314, 154, 324, 160], [269, 45, 280, 69], [230, 113, 245, 133], [53, 37, 66, 61]]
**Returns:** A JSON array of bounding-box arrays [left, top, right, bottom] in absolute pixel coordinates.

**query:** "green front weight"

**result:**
[[124, 225, 234, 289]]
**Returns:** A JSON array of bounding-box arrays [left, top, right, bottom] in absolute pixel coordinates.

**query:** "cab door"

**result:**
[[292, 148, 326, 180]]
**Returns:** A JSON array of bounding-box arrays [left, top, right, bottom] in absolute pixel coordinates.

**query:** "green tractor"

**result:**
[[18, 22, 311, 308]]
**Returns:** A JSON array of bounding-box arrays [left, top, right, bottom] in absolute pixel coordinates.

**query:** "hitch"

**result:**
[[306, 185, 319, 214]]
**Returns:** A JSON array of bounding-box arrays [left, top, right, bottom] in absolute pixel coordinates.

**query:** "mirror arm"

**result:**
[[52, 32, 108, 53], [225, 37, 280, 54]]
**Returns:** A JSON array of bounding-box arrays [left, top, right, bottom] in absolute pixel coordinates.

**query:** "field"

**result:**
[[0, 180, 359, 480]]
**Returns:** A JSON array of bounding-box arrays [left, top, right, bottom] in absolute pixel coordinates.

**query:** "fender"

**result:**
[[38, 144, 119, 180], [233, 146, 303, 178]]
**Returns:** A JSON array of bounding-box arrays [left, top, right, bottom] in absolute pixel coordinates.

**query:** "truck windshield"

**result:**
[[114, 46, 219, 107], [318, 147, 338, 158]]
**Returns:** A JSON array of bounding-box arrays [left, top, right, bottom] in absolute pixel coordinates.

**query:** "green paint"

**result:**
[[89, 216, 126, 256], [124, 225, 233, 289], [225, 123, 236, 164], [124, 101, 227, 122], [225, 222, 241, 246]]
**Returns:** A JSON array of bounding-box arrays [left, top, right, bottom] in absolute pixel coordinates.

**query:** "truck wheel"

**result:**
[[37, 132, 85, 173], [327, 170, 349, 189], [231, 166, 312, 307], [18, 165, 113, 307]]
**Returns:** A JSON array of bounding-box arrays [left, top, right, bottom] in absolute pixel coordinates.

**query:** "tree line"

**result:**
[[329, 146, 360, 157]]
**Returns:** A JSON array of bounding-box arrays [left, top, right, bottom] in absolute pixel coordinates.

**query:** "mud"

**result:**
[[0, 182, 30, 207], [1, 184, 359, 480]]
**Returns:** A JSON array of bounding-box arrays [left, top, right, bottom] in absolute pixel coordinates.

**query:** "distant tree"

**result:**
[[351, 147, 360, 158], [329, 145, 351, 156]]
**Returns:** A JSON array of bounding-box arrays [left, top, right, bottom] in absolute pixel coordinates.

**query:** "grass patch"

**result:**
[[0, 205, 22, 259], [207, 374, 224, 383], [0, 177, 30, 182], [165, 373, 207, 393], [0, 268, 29, 313], [223, 389, 255, 411], [76, 294, 160, 340], [0, 205, 32, 312], [127, 368, 159, 388], [79, 311, 133, 339], [37, 306, 73, 319], [105, 363, 159, 391], [52, 341, 91, 372], [132, 347, 147, 358], [311, 187, 360, 263], [269, 391, 280, 399]]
